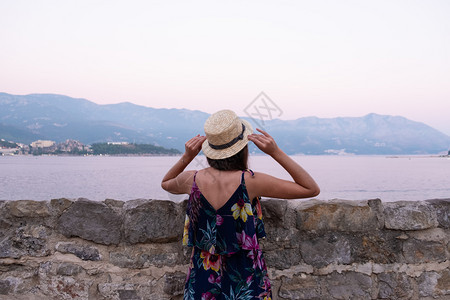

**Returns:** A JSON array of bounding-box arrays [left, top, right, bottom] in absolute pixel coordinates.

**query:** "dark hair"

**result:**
[[207, 145, 248, 171]]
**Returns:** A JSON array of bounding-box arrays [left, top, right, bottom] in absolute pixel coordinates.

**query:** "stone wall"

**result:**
[[0, 198, 448, 300]]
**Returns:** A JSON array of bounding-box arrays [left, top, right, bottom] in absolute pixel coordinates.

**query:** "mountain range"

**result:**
[[1, 92, 449, 155]]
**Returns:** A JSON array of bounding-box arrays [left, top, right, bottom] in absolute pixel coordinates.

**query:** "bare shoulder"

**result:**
[[176, 170, 198, 193], [195, 167, 217, 181], [245, 171, 274, 182], [186, 168, 219, 185], [244, 171, 271, 199], [179, 169, 197, 181]]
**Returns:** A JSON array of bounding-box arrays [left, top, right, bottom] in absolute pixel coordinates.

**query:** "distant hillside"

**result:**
[[263, 114, 450, 155], [91, 143, 180, 155], [1, 92, 449, 155], [0, 93, 208, 149]]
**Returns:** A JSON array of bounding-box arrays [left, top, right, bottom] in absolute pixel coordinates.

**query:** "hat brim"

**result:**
[[202, 119, 253, 160]]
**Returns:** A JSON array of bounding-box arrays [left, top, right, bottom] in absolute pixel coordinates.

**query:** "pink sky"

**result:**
[[1, 0, 449, 135]]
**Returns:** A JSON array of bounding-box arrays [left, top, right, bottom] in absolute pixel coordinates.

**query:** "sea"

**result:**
[[0, 155, 449, 202]]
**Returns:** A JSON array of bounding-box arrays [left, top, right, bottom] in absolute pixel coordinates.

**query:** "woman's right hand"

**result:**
[[161, 134, 206, 194], [184, 134, 207, 160], [248, 128, 280, 157]]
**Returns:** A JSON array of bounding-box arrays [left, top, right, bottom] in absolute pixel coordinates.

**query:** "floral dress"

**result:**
[[183, 170, 272, 300]]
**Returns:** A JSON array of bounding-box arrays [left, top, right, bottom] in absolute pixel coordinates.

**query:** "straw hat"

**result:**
[[202, 110, 253, 159]]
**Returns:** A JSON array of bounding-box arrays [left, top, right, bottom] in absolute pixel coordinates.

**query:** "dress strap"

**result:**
[[193, 170, 198, 183], [241, 169, 254, 183], [191, 171, 199, 193]]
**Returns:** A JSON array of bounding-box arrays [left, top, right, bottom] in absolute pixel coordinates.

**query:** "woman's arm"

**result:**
[[161, 135, 206, 194], [247, 128, 320, 199]]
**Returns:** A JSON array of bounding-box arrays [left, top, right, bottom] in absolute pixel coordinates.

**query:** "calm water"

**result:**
[[0, 155, 449, 202]]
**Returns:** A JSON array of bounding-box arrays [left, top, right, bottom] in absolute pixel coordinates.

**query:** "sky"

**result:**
[[1, 0, 449, 135]]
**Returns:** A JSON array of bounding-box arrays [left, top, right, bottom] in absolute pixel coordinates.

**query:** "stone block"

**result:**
[[403, 239, 447, 263], [98, 283, 158, 300], [105, 198, 125, 208], [50, 198, 74, 214], [0, 225, 50, 258], [384, 201, 438, 230], [110, 245, 180, 268], [419, 273, 435, 298], [0, 201, 7, 217], [57, 198, 122, 245], [163, 271, 186, 296], [436, 269, 450, 296], [260, 198, 289, 228], [407, 228, 448, 243], [3, 276, 37, 296], [38, 261, 52, 276], [351, 231, 403, 264], [110, 252, 146, 269], [321, 271, 373, 299], [38, 261, 90, 299], [377, 272, 414, 299], [118, 289, 140, 300], [0, 218, 12, 238], [0, 279, 12, 295], [56, 262, 84, 276], [279, 274, 321, 299], [7, 200, 50, 217], [55, 242, 101, 261], [299, 233, 351, 268], [426, 199, 450, 229], [105, 199, 126, 216], [263, 227, 301, 250], [97, 283, 135, 299], [39, 276, 91, 299], [264, 248, 303, 270], [296, 199, 383, 233], [123, 200, 184, 244], [418, 271, 450, 298]]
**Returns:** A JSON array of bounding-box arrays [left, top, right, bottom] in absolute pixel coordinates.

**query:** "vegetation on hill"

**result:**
[[91, 143, 181, 155], [0, 140, 18, 148]]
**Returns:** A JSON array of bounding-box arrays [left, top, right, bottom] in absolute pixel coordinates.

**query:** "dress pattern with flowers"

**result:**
[[183, 170, 271, 300]]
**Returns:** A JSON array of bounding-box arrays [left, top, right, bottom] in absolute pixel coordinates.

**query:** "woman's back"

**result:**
[[182, 169, 270, 298], [194, 168, 248, 211]]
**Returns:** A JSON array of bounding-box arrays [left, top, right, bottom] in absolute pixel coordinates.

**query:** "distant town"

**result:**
[[0, 139, 181, 156]]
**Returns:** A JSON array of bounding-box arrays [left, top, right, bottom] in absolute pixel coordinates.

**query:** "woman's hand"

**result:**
[[161, 134, 206, 194], [184, 134, 207, 160], [247, 128, 320, 199], [248, 128, 280, 157]]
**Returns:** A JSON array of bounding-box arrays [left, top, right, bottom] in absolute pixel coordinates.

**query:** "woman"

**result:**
[[162, 110, 319, 299]]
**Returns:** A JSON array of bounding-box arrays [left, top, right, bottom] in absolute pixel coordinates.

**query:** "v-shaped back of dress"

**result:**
[[192, 170, 246, 213], [183, 169, 266, 255]]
